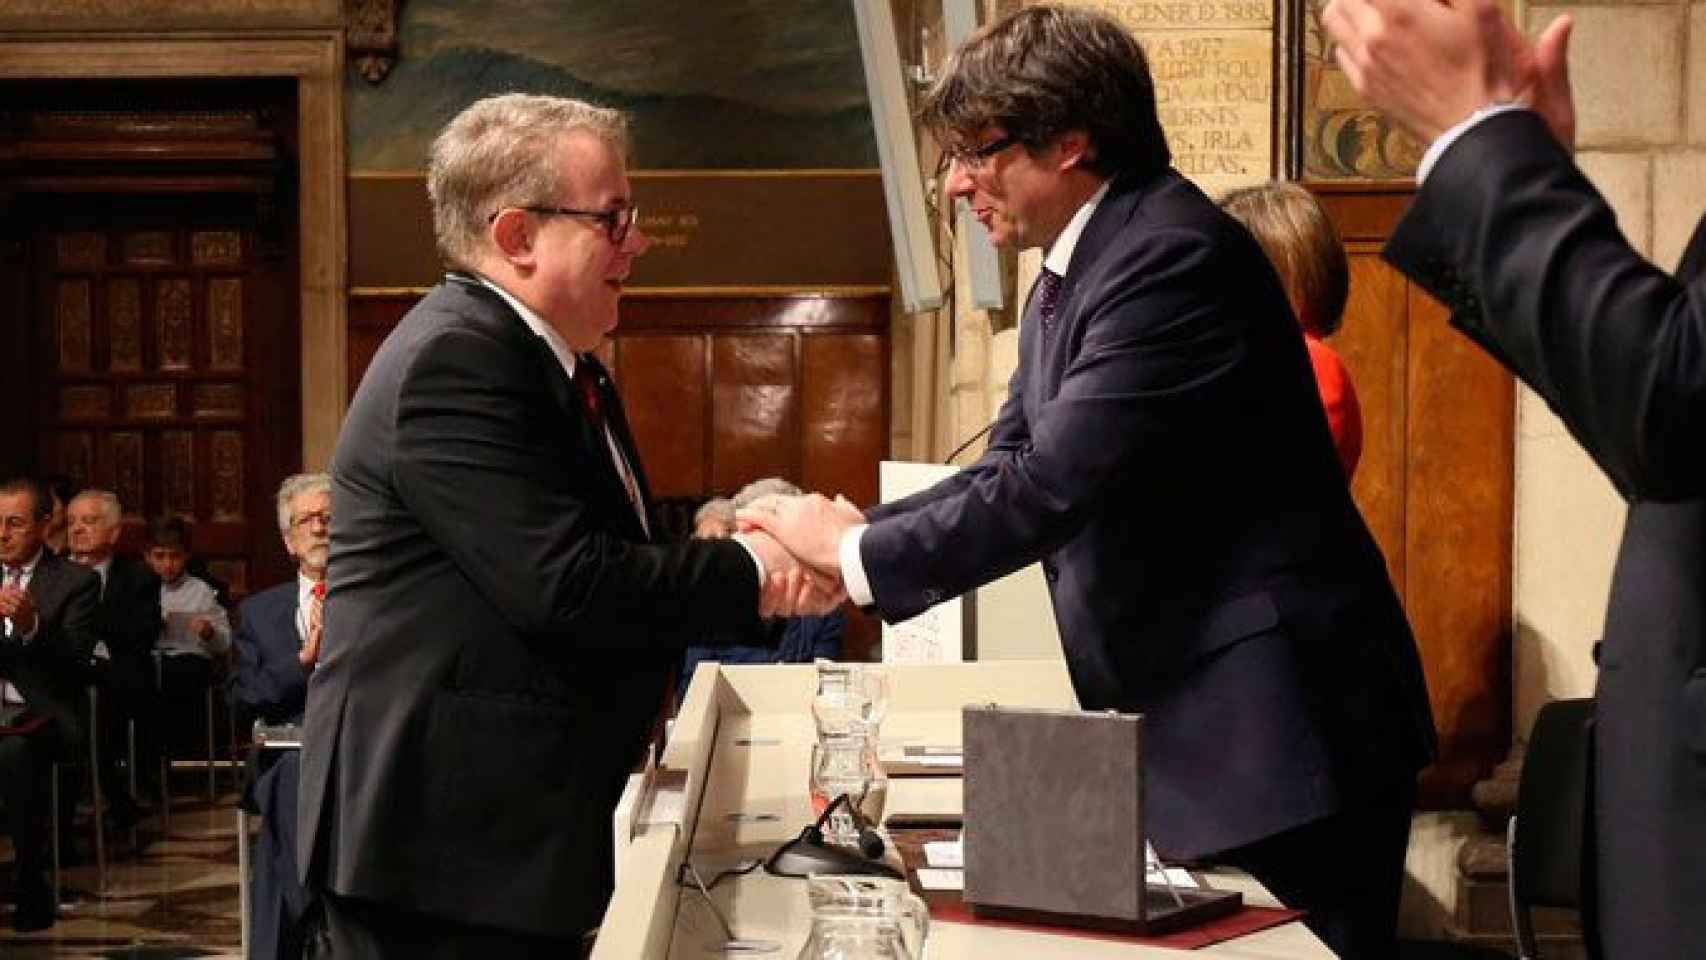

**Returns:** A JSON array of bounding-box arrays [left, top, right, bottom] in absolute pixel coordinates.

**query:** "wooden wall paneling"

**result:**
[[1336, 247, 1409, 595], [1403, 284, 1515, 805], [711, 334, 799, 494], [615, 334, 710, 498], [800, 332, 886, 508], [346, 295, 413, 399]]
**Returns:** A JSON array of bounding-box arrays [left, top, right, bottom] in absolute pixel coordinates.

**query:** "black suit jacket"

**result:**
[[1, 550, 101, 748], [1387, 109, 1706, 959], [297, 276, 764, 938], [862, 171, 1437, 859], [93, 553, 162, 676], [231, 582, 307, 725]]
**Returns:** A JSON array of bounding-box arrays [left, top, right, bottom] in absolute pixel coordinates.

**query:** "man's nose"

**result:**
[[941, 160, 976, 200]]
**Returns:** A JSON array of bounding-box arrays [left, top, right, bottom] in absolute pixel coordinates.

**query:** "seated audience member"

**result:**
[[693, 497, 735, 540], [230, 472, 328, 960], [43, 475, 74, 558], [145, 517, 231, 765], [66, 488, 161, 827], [1221, 182, 1364, 478], [680, 480, 846, 698], [0, 477, 100, 931]]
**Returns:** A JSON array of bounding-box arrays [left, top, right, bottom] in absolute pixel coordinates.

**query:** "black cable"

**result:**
[[944, 419, 995, 465]]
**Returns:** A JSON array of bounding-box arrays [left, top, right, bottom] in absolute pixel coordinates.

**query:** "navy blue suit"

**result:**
[[859, 170, 1436, 956], [1386, 109, 1706, 959], [231, 581, 311, 960]]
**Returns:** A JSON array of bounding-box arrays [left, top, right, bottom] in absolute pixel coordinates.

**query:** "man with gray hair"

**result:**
[[230, 472, 330, 960], [66, 487, 161, 830], [297, 94, 838, 955]]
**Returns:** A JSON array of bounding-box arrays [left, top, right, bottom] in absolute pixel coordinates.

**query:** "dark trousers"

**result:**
[[1213, 779, 1416, 960], [96, 653, 158, 808], [156, 653, 213, 758], [307, 890, 593, 960], [0, 730, 54, 902], [249, 751, 312, 960]]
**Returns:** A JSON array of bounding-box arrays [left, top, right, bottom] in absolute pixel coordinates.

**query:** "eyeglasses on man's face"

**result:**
[[488, 203, 640, 245], [941, 133, 1021, 174], [291, 510, 332, 530]]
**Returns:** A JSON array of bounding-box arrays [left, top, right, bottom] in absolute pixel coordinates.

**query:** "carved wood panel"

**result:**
[[22, 193, 299, 597]]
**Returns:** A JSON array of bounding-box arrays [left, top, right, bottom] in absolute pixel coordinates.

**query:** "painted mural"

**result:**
[[1301, 0, 1423, 179], [347, 0, 879, 171]]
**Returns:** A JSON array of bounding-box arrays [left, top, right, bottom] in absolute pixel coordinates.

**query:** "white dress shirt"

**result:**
[[296, 572, 323, 648], [1416, 103, 1527, 185], [838, 182, 1112, 607]]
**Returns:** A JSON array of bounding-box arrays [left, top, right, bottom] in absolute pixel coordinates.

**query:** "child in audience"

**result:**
[[145, 517, 232, 758]]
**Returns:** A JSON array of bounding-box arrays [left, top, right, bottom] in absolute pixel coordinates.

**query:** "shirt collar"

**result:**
[[7, 547, 44, 577], [465, 272, 578, 380], [1042, 180, 1111, 278]]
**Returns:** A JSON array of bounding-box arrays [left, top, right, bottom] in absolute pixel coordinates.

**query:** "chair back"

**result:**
[[1507, 696, 1598, 959]]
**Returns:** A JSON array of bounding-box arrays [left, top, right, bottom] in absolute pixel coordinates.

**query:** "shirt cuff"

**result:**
[[839, 524, 874, 608], [1417, 103, 1527, 185], [729, 533, 767, 586]]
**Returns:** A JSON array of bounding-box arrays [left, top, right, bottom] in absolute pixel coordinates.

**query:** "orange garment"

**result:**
[[1305, 333, 1362, 479]]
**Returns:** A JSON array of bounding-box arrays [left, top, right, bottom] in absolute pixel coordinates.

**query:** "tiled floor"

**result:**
[[1, 790, 243, 959]]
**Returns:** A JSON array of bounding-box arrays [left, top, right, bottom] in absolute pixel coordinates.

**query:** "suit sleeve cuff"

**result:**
[[840, 524, 874, 607], [1417, 103, 1528, 185], [729, 533, 767, 586]]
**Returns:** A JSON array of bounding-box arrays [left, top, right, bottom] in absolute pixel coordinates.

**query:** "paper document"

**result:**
[[915, 868, 965, 891], [923, 840, 963, 868]]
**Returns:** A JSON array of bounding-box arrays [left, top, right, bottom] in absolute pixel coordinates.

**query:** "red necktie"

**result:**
[[312, 581, 326, 602]]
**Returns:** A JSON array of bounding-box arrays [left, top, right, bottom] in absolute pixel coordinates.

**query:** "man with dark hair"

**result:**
[[42, 475, 74, 558], [0, 476, 100, 931], [741, 7, 1434, 957]]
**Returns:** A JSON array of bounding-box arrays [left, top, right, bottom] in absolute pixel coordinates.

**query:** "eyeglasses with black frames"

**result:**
[[487, 203, 640, 245], [940, 133, 1021, 174]]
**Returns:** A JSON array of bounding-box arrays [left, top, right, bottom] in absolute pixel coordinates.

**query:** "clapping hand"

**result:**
[[0, 584, 38, 637]]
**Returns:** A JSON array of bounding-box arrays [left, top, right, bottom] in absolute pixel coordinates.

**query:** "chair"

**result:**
[[49, 687, 109, 908], [1506, 697, 1600, 960], [152, 650, 223, 830], [239, 719, 302, 960]]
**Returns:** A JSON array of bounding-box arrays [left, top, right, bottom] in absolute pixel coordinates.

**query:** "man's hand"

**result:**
[[1323, 0, 1538, 144], [735, 529, 847, 618], [1526, 14, 1575, 152], [299, 592, 323, 668], [736, 493, 863, 577], [0, 585, 38, 637]]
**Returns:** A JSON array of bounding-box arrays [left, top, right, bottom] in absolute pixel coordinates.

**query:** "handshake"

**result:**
[[731, 493, 866, 620]]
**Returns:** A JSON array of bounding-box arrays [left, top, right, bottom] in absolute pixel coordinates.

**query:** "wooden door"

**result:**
[[1313, 182, 1515, 807], [18, 191, 299, 597]]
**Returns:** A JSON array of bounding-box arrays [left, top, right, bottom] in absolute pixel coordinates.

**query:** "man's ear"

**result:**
[[1053, 129, 1092, 172], [490, 208, 537, 266]]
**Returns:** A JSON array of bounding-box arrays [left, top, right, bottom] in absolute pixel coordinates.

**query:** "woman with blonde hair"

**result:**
[[1222, 181, 1363, 477]]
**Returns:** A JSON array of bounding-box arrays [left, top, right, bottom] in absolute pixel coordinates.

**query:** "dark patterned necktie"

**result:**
[[1036, 268, 1063, 332]]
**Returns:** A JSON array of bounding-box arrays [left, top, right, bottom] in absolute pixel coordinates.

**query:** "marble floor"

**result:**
[[1, 786, 243, 959]]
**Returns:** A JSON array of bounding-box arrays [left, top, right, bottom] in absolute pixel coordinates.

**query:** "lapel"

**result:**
[[25, 551, 67, 619], [579, 354, 653, 538], [1027, 172, 1152, 404], [449, 275, 643, 537], [273, 583, 300, 655]]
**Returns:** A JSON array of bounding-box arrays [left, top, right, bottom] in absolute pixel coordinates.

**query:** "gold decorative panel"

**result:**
[[57, 432, 94, 489], [56, 232, 105, 270], [191, 230, 242, 266], [107, 277, 143, 371], [208, 277, 244, 369], [192, 383, 245, 418], [211, 431, 244, 521], [111, 432, 144, 513], [57, 279, 93, 372], [157, 277, 194, 369], [162, 430, 195, 519], [59, 386, 110, 420], [123, 231, 174, 265], [126, 383, 177, 418]]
